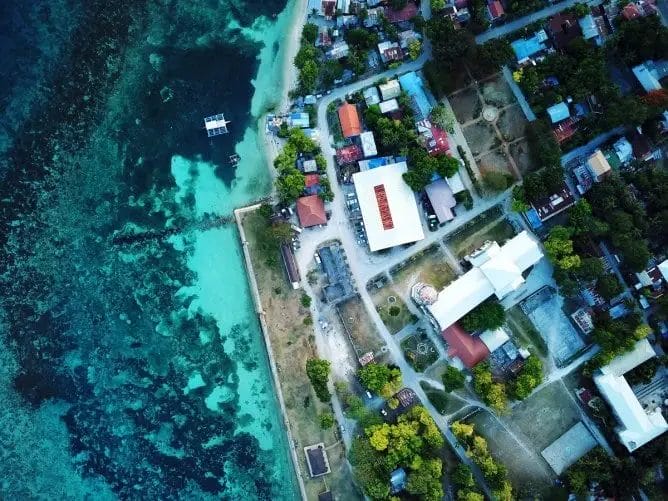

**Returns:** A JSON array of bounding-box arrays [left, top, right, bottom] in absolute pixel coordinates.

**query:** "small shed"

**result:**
[[304, 443, 331, 477], [360, 131, 378, 158]]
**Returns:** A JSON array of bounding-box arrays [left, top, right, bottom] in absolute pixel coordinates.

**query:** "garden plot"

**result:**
[[509, 139, 533, 175], [370, 286, 416, 335], [462, 122, 499, 156], [497, 105, 528, 142], [480, 75, 515, 107], [449, 86, 482, 124], [477, 148, 516, 180], [401, 328, 439, 372]]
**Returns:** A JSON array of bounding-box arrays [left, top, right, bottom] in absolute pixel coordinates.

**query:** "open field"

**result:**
[[242, 211, 359, 501], [480, 74, 515, 107], [462, 122, 499, 156], [509, 139, 533, 175], [391, 244, 457, 292], [371, 286, 416, 335], [467, 410, 553, 497], [497, 105, 528, 142], [401, 328, 439, 372], [477, 148, 516, 179], [508, 381, 582, 452], [446, 210, 515, 258], [449, 87, 481, 124], [337, 295, 384, 356], [505, 305, 548, 358]]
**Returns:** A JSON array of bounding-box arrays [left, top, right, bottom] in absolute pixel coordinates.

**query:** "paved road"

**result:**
[[476, 0, 600, 43]]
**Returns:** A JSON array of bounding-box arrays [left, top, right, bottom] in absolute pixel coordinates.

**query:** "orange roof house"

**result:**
[[297, 195, 327, 227], [338, 102, 362, 138], [442, 323, 490, 368]]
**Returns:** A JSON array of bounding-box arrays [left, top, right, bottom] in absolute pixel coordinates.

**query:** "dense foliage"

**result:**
[[609, 16, 668, 66], [451, 422, 514, 500], [252, 204, 294, 268], [459, 301, 505, 332], [305, 358, 331, 402], [472, 363, 508, 412], [442, 366, 465, 392], [350, 406, 445, 500], [357, 363, 403, 399]]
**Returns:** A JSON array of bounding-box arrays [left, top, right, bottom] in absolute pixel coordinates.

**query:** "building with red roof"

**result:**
[[621, 2, 642, 20], [384, 1, 418, 23], [487, 0, 505, 20], [304, 174, 320, 188], [338, 102, 362, 138], [297, 195, 327, 227], [335, 144, 363, 165], [442, 323, 490, 368]]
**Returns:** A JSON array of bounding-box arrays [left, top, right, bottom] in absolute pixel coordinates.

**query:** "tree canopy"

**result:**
[[609, 16, 668, 66], [305, 358, 331, 402], [357, 363, 403, 399], [459, 301, 505, 333]]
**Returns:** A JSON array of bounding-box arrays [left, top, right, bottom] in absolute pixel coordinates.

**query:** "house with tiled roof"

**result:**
[[338, 102, 362, 138], [297, 195, 327, 227]]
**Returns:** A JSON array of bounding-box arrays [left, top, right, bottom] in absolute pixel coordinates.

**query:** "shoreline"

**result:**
[[234, 204, 308, 501], [261, 0, 307, 185]]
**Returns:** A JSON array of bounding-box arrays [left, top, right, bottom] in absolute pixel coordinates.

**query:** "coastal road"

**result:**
[[475, 0, 601, 43]]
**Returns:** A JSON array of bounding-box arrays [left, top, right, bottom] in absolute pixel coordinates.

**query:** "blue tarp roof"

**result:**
[[390, 468, 407, 493], [511, 35, 546, 62], [524, 208, 543, 229], [579, 15, 598, 40], [547, 102, 570, 123], [368, 157, 393, 168], [398, 72, 433, 120]]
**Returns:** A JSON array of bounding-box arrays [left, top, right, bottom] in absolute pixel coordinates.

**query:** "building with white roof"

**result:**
[[379, 99, 399, 114], [360, 131, 378, 158], [594, 339, 667, 452], [613, 137, 633, 164], [479, 327, 510, 352], [379, 80, 401, 100], [658, 259, 668, 281], [353, 162, 425, 251], [427, 232, 543, 329]]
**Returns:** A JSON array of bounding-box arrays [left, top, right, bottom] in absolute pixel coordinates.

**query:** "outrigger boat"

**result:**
[[204, 113, 230, 137], [229, 154, 240, 165]]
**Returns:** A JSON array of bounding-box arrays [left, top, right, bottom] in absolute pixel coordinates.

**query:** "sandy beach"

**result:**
[[262, 0, 308, 184]]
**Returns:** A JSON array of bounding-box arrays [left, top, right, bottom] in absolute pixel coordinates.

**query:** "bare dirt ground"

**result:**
[[446, 215, 515, 258], [497, 105, 528, 142], [509, 139, 533, 175], [462, 122, 499, 156], [480, 74, 515, 107], [337, 295, 385, 357], [466, 410, 553, 497], [242, 211, 359, 501], [391, 245, 457, 292], [449, 86, 482, 124], [477, 148, 515, 179]]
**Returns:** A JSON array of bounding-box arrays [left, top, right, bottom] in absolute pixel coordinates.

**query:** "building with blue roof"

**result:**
[[524, 208, 543, 230], [511, 30, 548, 63], [289, 112, 310, 128], [398, 71, 433, 120], [546, 102, 570, 124], [632, 60, 668, 93]]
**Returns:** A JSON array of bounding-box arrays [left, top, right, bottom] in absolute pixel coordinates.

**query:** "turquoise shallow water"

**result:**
[[0, 0, 300, 498]]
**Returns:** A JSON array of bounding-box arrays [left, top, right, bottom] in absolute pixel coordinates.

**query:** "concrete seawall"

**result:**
[[234, 204, 308, 501]]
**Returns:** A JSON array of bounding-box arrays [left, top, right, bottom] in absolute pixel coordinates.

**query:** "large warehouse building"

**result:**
[[352, 161, 425, 251]]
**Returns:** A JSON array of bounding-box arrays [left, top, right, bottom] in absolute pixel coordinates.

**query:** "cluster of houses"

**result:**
[[509, 2, 665, 144], [331, 72, 470, 251], [307, 0, 422, 74]]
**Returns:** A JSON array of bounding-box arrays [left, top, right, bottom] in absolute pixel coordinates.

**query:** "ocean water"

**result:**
[[0, 0, 300, 499]]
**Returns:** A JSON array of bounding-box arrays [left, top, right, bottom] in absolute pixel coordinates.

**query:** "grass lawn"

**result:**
[[337, 295, 384, 356], [372, 287, 417, 335], [420, 381, 467, 415], [505, 305, 548, 358], [401, 328, 439, 372], [390, 244, 457, 292], [446, 208, 514, 258]]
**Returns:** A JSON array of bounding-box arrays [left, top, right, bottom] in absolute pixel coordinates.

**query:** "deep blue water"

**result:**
[[0, 0, 299, 499]]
